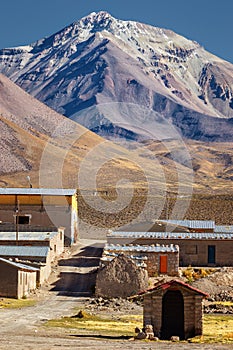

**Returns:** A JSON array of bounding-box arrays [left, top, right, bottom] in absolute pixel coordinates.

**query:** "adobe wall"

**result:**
[[17, 270, 37, 299], [115, 237, 233, 267], [0, 261, 18, 298]]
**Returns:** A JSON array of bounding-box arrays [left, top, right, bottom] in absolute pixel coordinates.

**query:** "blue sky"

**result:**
[[1, 0, 232, 63]]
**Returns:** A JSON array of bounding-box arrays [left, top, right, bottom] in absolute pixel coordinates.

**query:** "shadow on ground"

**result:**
[[70, 334, 132, 340], [51, 244, 103, 296]]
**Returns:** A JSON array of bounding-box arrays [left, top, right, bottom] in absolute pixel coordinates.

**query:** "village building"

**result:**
[[0, 245, 52, 284], [0, 257, 38, 298], [0, 227, 65, 286], [0, 188, 78, 245], [107, 230, 233, 267], [0, 229, 64, 261], [159, 220, 215, 233], [140, 279, 208, 340], [101, 243, 179, 276]]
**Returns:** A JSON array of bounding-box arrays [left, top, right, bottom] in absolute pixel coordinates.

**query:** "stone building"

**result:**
[[140, 279, 208, 340], [96, 254, 148, 298], [101, 243, 179, 276], [0, 258, 38, 298], [0, 188, 78, 245], [107, 231, 233, 267]]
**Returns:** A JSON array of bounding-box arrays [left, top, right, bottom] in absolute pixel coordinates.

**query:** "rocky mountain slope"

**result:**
[[1, 73, 233, 236], [0, 11, 233, 141], [0, 73, 164, 193]]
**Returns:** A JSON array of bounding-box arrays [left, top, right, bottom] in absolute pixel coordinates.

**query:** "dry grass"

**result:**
[[45, 310, 233, 343], [0, 298, 36, 309], [190, 314, 233, 343], [45, 311, 142, 336]]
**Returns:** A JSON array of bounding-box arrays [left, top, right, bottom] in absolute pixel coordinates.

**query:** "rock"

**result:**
[[144, 324, 154, 339], [135, 327, 141, 334], [135, 332, 147, 340], [170, 336, 180, 342], [148, 335, 159, 341]]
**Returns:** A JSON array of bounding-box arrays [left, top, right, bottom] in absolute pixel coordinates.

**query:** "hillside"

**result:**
[[0, 73, 162, 192]]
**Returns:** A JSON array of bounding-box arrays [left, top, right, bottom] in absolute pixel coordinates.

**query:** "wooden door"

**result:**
[[160, 255, 168, 273], [208, 245, 216, 264]]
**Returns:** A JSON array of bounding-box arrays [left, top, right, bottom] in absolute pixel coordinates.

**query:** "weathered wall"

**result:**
[[143, 285, 204, 340], [17, 270, 37, 298], [145, 251, 179, 276], [0, 261, 17, 298], [109, 237, 233, 266]]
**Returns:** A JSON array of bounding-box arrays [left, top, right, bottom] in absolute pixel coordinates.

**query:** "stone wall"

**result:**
[[146, 251, 179, 276], [143, 284, 204, 340]]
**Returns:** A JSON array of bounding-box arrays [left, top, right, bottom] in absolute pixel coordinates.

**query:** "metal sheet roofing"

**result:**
[[0, 232, 58, 241], [104, 243, 179, 253], [214, 226, 233, 233], [0, 246, 49, 257], [159, 220, 215, 229], [108, 231, 233, 240], [0, 258, 39, 271], [0, 188, 76, 196]]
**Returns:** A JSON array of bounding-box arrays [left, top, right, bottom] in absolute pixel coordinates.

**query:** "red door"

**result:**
[[160, 255, 168, 273]]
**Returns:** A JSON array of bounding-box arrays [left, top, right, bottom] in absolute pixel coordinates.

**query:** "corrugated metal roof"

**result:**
[[215, 226, 233, 233], [108, 231, 233, 240], [0, 246, 49, 257], [104, 243, 179, 253], [0, 258, 39, 271], [0, 188, 76, 196], [0, 232, 58, 241], [159, 220, 215, 229]]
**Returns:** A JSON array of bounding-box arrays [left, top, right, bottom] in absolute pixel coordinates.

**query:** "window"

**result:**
[[14, 214, 31, 225]]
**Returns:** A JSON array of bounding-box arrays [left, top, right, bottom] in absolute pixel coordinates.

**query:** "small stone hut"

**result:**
[[140, 280, 208, 340], [95, 254, 148, 298]]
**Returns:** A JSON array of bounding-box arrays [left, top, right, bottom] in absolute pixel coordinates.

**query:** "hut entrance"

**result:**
[[161, 290, 184, 340]]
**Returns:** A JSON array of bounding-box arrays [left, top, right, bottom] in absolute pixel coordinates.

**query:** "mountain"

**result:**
[[0, 73, 164, 193], [1, 74, 233, 234], [0, 11, 233, 142]]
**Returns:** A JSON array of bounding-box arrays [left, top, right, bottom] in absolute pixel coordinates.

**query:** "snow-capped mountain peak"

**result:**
[[0, 12, 233, 142]]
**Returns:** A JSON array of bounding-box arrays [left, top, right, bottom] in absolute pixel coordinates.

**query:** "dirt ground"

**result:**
[[0, 239, 232, 349]]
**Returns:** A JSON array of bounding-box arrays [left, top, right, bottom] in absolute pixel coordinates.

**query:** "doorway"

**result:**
[[161, 290, 184, 340], [208, 245, 216, 264]]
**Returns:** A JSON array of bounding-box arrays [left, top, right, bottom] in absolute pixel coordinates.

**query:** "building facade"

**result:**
[[107, 231, 233, 267], [0, 188, 78, 245]]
